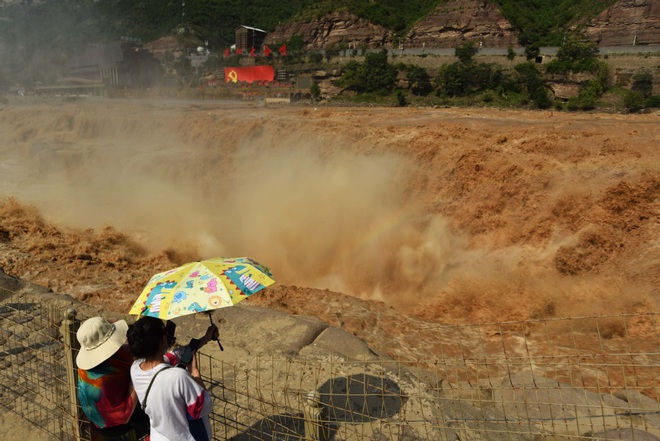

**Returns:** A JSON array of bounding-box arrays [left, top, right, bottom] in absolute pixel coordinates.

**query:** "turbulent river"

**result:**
[[0, 98, 658, 323]]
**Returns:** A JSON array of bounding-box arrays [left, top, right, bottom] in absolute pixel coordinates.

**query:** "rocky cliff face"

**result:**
[[585, 0, 660, 46], [265, 0, 659, 50], [264, 11, 391, 50], [405, 0, 517, 48], [265, 1, 517, 50]]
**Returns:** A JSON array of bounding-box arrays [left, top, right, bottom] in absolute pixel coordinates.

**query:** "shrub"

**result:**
[[624, 91, 646, 112], [631, 71, 653, 97], [310, 81, 320, 101], [524, 44, 540, 61], [308, 52, 323, 64], [566, 80, 605, 111], [512, 62, 550, 108], [531, 87, 553, 109], [455, 42, 479, 64], [506, 46, 516, 61], [564, 81, 603, 111], [396, 90, 407, 106], [556, 39, 599, 63], [325, 44, 341, 63], [406, 65, 433, 96], [582, 79, 603, 97], [436, 62, 503, 97], [646, 95, 660, 108], [339, 49, 397, 95]]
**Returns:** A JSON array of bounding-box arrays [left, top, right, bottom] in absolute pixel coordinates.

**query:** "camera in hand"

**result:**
[[179, 338, 201, 365]]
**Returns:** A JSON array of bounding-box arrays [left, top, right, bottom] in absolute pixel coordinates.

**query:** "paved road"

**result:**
[[386, 45, 660, 57]]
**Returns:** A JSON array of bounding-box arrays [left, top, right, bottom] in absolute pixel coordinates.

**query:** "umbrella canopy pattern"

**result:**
[[129, 257, 275, 320]]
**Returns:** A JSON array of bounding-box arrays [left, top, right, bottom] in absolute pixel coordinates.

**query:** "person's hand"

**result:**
[[201, 324, 219, 346]]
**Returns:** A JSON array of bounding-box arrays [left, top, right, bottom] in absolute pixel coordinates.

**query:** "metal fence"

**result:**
[[1, 289, 659, 441], [0, 293, 76, 440]]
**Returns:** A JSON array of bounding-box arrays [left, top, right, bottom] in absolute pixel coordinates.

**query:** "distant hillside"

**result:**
[[0, 0, 658, 88], [271, 0, 622, 47], [0, 0, 637, 49], [266, 0, 657, 50]]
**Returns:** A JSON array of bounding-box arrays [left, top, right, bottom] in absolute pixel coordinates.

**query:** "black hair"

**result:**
[[165, 320, 177, 347], [127, 316, 165, 359]]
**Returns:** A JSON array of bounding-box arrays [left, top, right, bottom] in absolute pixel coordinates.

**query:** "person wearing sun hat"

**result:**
[[77, 316, 217, 441], [76, 316, 150, 440]]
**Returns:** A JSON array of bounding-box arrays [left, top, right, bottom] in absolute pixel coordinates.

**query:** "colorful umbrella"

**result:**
[[129, 257, 275, 320]]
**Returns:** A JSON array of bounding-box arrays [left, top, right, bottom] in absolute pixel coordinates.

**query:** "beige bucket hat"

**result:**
[[76, 317, 129, 370]]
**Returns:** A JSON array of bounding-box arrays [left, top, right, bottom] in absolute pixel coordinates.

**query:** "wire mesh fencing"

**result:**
[[198, 313, 660, 441], [1, 289, 659, 441], [0, 291, 77, 440]]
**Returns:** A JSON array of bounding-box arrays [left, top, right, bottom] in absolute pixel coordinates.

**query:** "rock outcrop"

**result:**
[[264, 11, 391, 50], [264, 0, 660, 50], [585, 0, 660, 46], [405, 0, 517, 48]]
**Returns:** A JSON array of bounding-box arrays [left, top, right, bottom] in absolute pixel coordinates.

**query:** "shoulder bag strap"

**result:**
[[141, 365, 171, 410]]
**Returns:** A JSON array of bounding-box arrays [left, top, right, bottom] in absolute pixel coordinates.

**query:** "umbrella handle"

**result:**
[[208, 312, 224, 351]]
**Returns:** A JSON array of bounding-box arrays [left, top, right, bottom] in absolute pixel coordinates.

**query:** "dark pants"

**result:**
[[92, 407, 150, 441]]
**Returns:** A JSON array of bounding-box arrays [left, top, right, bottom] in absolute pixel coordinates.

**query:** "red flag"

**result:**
[[278, 44, 287, 57], [263, 45, 272, 57], [236, 47, 243, 55], [249, 46, 256, 57], [224, 48, 230, 58]]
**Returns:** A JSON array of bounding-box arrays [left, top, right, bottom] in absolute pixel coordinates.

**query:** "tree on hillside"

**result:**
[[524, 44, 540, 61], [514, 62, 551, 108], [406, 65, 433, 96], [339, 49, 397, 94], [494, 0, 618, 47], [309, 52, 324, 64], [631, 71, 653, 98], [436, 61, 503, 97], [507, 46, 516, 61], [310, 80, 321, 101], [455, 42, 479, 64], [556, 39, 599, 63], [546, 38, 602, 74], [325, 44, 341, 63]]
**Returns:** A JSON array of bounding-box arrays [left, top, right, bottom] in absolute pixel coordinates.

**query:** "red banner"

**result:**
[[224, 65, 275, 84], [263, 45, 272, 57], [279, 44, 287, 57]]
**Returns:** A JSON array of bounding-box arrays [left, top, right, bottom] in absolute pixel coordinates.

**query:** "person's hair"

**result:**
[[127, 316, 164, 359], [165, 320, 177, 347]]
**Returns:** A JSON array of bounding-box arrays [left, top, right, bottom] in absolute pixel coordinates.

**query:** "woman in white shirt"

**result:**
[[127, 316, 218, 441]]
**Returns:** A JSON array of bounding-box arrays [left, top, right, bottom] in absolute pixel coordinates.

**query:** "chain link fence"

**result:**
[[1, 288, 658, 441]]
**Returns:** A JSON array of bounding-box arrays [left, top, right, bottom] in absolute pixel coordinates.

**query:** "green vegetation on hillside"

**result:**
[[294, 0, 444, 33], [492, 0, 618, 46], [324, 39, 657, 113]]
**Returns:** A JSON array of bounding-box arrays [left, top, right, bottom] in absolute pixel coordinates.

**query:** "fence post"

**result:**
[[61, 308, 82, 440], [303, 391, 329, 441]]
